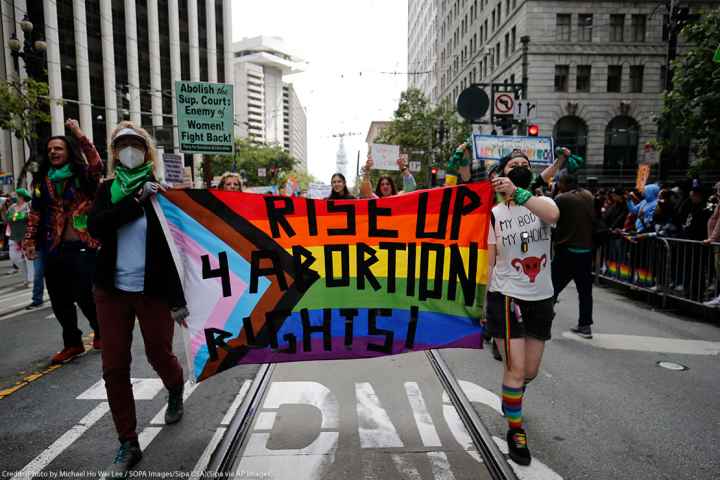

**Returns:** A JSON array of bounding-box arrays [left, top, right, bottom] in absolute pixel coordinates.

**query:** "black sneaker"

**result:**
[[571, 325, 593, 339], [101, 440, 142, 479], [25, 302, 43, 310], [507, 428, 531, 466], [165, 383, 184, 424]]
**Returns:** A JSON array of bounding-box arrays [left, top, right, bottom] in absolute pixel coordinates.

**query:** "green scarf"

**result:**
[[111, 163, 154, 204], [48, 164, 74, 195]]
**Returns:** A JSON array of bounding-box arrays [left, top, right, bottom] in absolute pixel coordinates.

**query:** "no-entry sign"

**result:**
[[176, 81, 234, 155]]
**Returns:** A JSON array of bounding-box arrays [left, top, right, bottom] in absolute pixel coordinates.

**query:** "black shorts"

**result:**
[[485, 291, 555, 341]]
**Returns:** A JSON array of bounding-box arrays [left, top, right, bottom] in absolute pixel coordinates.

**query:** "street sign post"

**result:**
[[176, 81, 234, 155], [494, 93, 514, 115], [514, 100, 537, 120]]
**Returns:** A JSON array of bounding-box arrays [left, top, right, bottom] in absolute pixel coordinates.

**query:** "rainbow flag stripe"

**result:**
[[154, 183, 493, 381]]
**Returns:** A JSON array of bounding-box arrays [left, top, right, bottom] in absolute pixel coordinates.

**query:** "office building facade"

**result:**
[[232, 36, 307, 171], [409, 0, 718, 171], [0, 0, 234, 184]]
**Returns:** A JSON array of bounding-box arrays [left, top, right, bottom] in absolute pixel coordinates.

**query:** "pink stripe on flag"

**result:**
[[168, 224, 248, 357]]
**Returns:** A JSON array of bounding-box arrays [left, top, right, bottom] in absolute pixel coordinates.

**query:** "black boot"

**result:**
[[165, 383, 184, 425], [507, 428, 531, 466], [101, 439, 142, 479]]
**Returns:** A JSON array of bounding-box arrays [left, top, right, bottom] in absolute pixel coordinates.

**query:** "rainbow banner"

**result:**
[[154, 183, 493, 381]]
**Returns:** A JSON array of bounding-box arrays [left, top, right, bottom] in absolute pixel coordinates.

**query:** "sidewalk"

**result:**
[[0, 259, 49, 317]]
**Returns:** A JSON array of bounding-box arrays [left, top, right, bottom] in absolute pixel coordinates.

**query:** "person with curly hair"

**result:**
[[23, 118, 103, 364]]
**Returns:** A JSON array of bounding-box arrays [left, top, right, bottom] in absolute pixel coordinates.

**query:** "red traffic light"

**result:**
[[528, 124, 539, 136], [431, 167, 438, 174]]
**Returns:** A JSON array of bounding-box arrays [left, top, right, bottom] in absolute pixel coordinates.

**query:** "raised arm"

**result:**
[[66, 118, 103, 179], [539, 147, 569, 184]]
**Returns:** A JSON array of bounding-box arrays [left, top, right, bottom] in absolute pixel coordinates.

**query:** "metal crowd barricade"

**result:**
[[662, 237, 720, 308], [595, 233, 720, 311]]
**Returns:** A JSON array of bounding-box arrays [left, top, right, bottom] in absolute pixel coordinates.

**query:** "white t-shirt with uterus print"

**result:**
[[487, 199, 555, 301]]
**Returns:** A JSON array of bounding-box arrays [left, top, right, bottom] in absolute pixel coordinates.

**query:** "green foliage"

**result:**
[[660, 9, 720, 169], [211, 139, 297, 186], [0, 78, 52, 149], [374, 88, 471, 187]]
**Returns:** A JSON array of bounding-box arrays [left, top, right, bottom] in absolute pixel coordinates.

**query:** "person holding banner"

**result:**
[[359, 156, 416, 198], [23, 118, 103, 364], [218, 171, 242, 191], [88, 122, 188, 477], [485, 149, 560, 466], [327, 172, 355, 199]]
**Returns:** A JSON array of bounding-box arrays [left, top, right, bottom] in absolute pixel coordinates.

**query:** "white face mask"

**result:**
[[118, 147, 146, 169]]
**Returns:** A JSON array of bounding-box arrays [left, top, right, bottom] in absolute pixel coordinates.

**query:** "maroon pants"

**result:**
[[95, 287, 184, 442]]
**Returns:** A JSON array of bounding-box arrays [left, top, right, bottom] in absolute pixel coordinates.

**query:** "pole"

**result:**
[[519, 36, 530, 136]]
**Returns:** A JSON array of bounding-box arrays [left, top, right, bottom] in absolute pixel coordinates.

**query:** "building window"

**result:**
[[662, 14, 669, 41], [497, 2, 501, 23], [496, 42, 501, 66], [660, 65, 668, 90], [604, 116, 640, 169], [578, 14, 592, 42], [631, 15, 646, 42], [512, 0, 516, 8], [511, 26, 516, 51], [555, 65, 569, 92], [492, 9, 495, 30], [576, 65, 591, 92], [630, 65, 644, 92], [610, 14, 625, 42], [480, 25, 484, 44], [554, 116, 588, 160], [484, 20, 488, 41], [556, 14, 571, 42], [607, 65, 622, 92], [505, 32, 509, 58]]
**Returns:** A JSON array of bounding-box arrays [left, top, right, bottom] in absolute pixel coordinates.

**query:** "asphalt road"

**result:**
[[1, 260, 718, 479]]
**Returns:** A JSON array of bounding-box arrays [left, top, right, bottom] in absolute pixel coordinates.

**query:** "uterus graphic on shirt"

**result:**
[[511, 254, 547, 283]]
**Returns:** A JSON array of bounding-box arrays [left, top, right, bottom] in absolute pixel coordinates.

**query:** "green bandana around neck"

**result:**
[[48, 164, 74, 195], [111, 162, 154, 204]]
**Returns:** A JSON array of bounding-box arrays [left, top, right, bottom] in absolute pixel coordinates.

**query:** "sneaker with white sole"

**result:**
[[571, 325, 593, 339], [704, 295, 720, 307]]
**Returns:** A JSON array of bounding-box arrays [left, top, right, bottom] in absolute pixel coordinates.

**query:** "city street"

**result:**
[[1, 258, 718, 479]]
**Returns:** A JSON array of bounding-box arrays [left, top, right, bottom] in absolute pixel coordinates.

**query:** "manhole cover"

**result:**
[[656, 361, 688, 371]]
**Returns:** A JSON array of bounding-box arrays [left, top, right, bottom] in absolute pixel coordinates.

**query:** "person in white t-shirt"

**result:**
[[486, 149, 560, 466]]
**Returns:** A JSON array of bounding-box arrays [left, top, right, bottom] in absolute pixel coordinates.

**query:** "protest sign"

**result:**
[[163, 153, 185, 186], [154, 183, 493, 381], [176, 81, 234, 155], [370, 143, 401, 171], [635, 163, 651, 192], [472, 134, 554, 165], [307, 182, 332, 199]]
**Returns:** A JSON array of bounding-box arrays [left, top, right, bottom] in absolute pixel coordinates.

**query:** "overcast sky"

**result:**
[[231, 0, 408, 185]]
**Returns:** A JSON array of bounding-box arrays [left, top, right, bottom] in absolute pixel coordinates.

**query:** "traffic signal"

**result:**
[[528, 124, 539, 136], [430, 166, 438, 187]]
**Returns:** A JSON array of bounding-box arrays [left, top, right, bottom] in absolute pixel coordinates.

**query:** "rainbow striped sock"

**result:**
[[502, 384, 524, 430]]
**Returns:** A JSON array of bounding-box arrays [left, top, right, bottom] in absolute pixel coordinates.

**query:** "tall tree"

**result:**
[[211, 139, 296, 187], [374, 88, 471, 187], [661, 8, 720, 170]]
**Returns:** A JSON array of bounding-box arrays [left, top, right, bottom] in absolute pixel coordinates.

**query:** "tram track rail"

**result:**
[[204, 353, 518, 480]]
